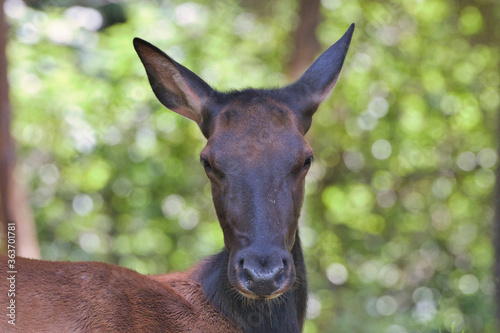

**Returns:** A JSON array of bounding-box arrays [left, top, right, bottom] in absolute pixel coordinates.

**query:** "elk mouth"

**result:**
[[234, 287, 291, 301]]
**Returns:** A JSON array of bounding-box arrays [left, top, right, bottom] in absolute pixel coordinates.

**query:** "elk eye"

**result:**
[[303, 156, 314, 168], [200, 158, 212, 170]]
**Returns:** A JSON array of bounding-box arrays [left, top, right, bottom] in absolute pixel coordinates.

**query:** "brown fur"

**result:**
[[0, 256, 240, 332]]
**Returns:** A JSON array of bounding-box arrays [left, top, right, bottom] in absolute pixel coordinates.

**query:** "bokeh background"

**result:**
[[3, 0, 500, 332]]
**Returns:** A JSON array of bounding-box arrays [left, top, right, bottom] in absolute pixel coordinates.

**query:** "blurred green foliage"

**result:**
[[4, 0, 500, 332]]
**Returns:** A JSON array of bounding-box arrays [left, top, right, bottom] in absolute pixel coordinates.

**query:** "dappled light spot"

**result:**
[[399, 94, 426, 132], [47, 19, 74, 44], [344, 117, 363, 137], [412, 299, 437, 323], [32, 186, 55, 208], [377, 264, 400, 288], [307, 162, 326, 183], [357, 260, 380, 283], [444, 308, 464, 333], [440, 95, 461, 115], [412, 287, 439, 323], [376, 189, 396, 208], [326, 263, 349, 285], [135, 126, 158, 155], [4, 0, 26, 19], [431, 177, 453, 199], [371, 170, 394, 190], [162, 194, 186, 218], [119, 256, 154, 275], [178, 208, 199, 230], [401, 192, 424, 212], [320, 0, 342, 10], [477, 148, 497, 168], [453, 62, 479, 86], [102, 125, 123, 146], [376, 295, 397, 316], [234, 13, 256, 36], [20, 73, 42, 95], [112, 178, 133, 198], [155, 112, 178, 134], [78, 232, 101, 254], [130, 228, 172, 256], [82, 160, 112, 192], [64, 106, 97, 153], [371, 139, 392, 160], [458, 274, 479, 295], [475, 169, 495, 189], [174, 2, 207, 28], [447, 223, 478, 255], [299, 226, 317, 248], [431, 205, 451, 231], [39, 164, 60, 185], [357, 112, 378, 131], [421, 69, 445, 92], [377, 26, 401, 46], [343, 150, 365, 171], [368, 96, 389, 118], [319, 147, 340, 168], [480, 276, 495, 296], [351, 52, 372, 73], [19, 124, 44, 145], [72, 194, 94, 216], [459, 6, 483, 35], [457, 151, 476, 171], [479, 88, 500, 111], [382, 240, 409, 261], [17, 21, 42, 44], [306, 293, 322, 319], [128, 188, 151, 208], [64, 6, 103, 31]]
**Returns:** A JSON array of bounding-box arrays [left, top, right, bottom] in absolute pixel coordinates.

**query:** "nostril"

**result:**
[[274, 265, 285, 284], [242, 267, 256, 288]]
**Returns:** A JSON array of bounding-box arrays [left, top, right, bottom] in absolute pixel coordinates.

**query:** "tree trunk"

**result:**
[[286, 0, 322, 81], [0, 0, 40, 258]]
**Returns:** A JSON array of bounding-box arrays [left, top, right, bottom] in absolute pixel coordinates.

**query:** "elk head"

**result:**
[[134, 24, 354, 299]]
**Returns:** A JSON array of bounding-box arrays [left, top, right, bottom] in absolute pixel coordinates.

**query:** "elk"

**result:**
[[0, 24, 354, 332]]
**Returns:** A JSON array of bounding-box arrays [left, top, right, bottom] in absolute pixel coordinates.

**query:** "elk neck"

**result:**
[[194, 231, 307, 333]]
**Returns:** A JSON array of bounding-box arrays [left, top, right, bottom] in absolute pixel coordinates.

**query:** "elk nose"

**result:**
[[239, 258, 287, 297]]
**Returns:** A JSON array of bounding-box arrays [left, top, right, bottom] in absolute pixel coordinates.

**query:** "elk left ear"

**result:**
[[286, 23, 354, 132], [133, 38, 214, 124]]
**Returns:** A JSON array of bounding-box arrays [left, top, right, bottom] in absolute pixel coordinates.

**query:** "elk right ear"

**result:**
[[133, 38, 214, 124], [285, 24, 354, 133]]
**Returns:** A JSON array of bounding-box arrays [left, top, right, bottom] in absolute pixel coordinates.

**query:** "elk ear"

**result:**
[[286, 24, 354, 132], [133, 38, 213, 124]]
